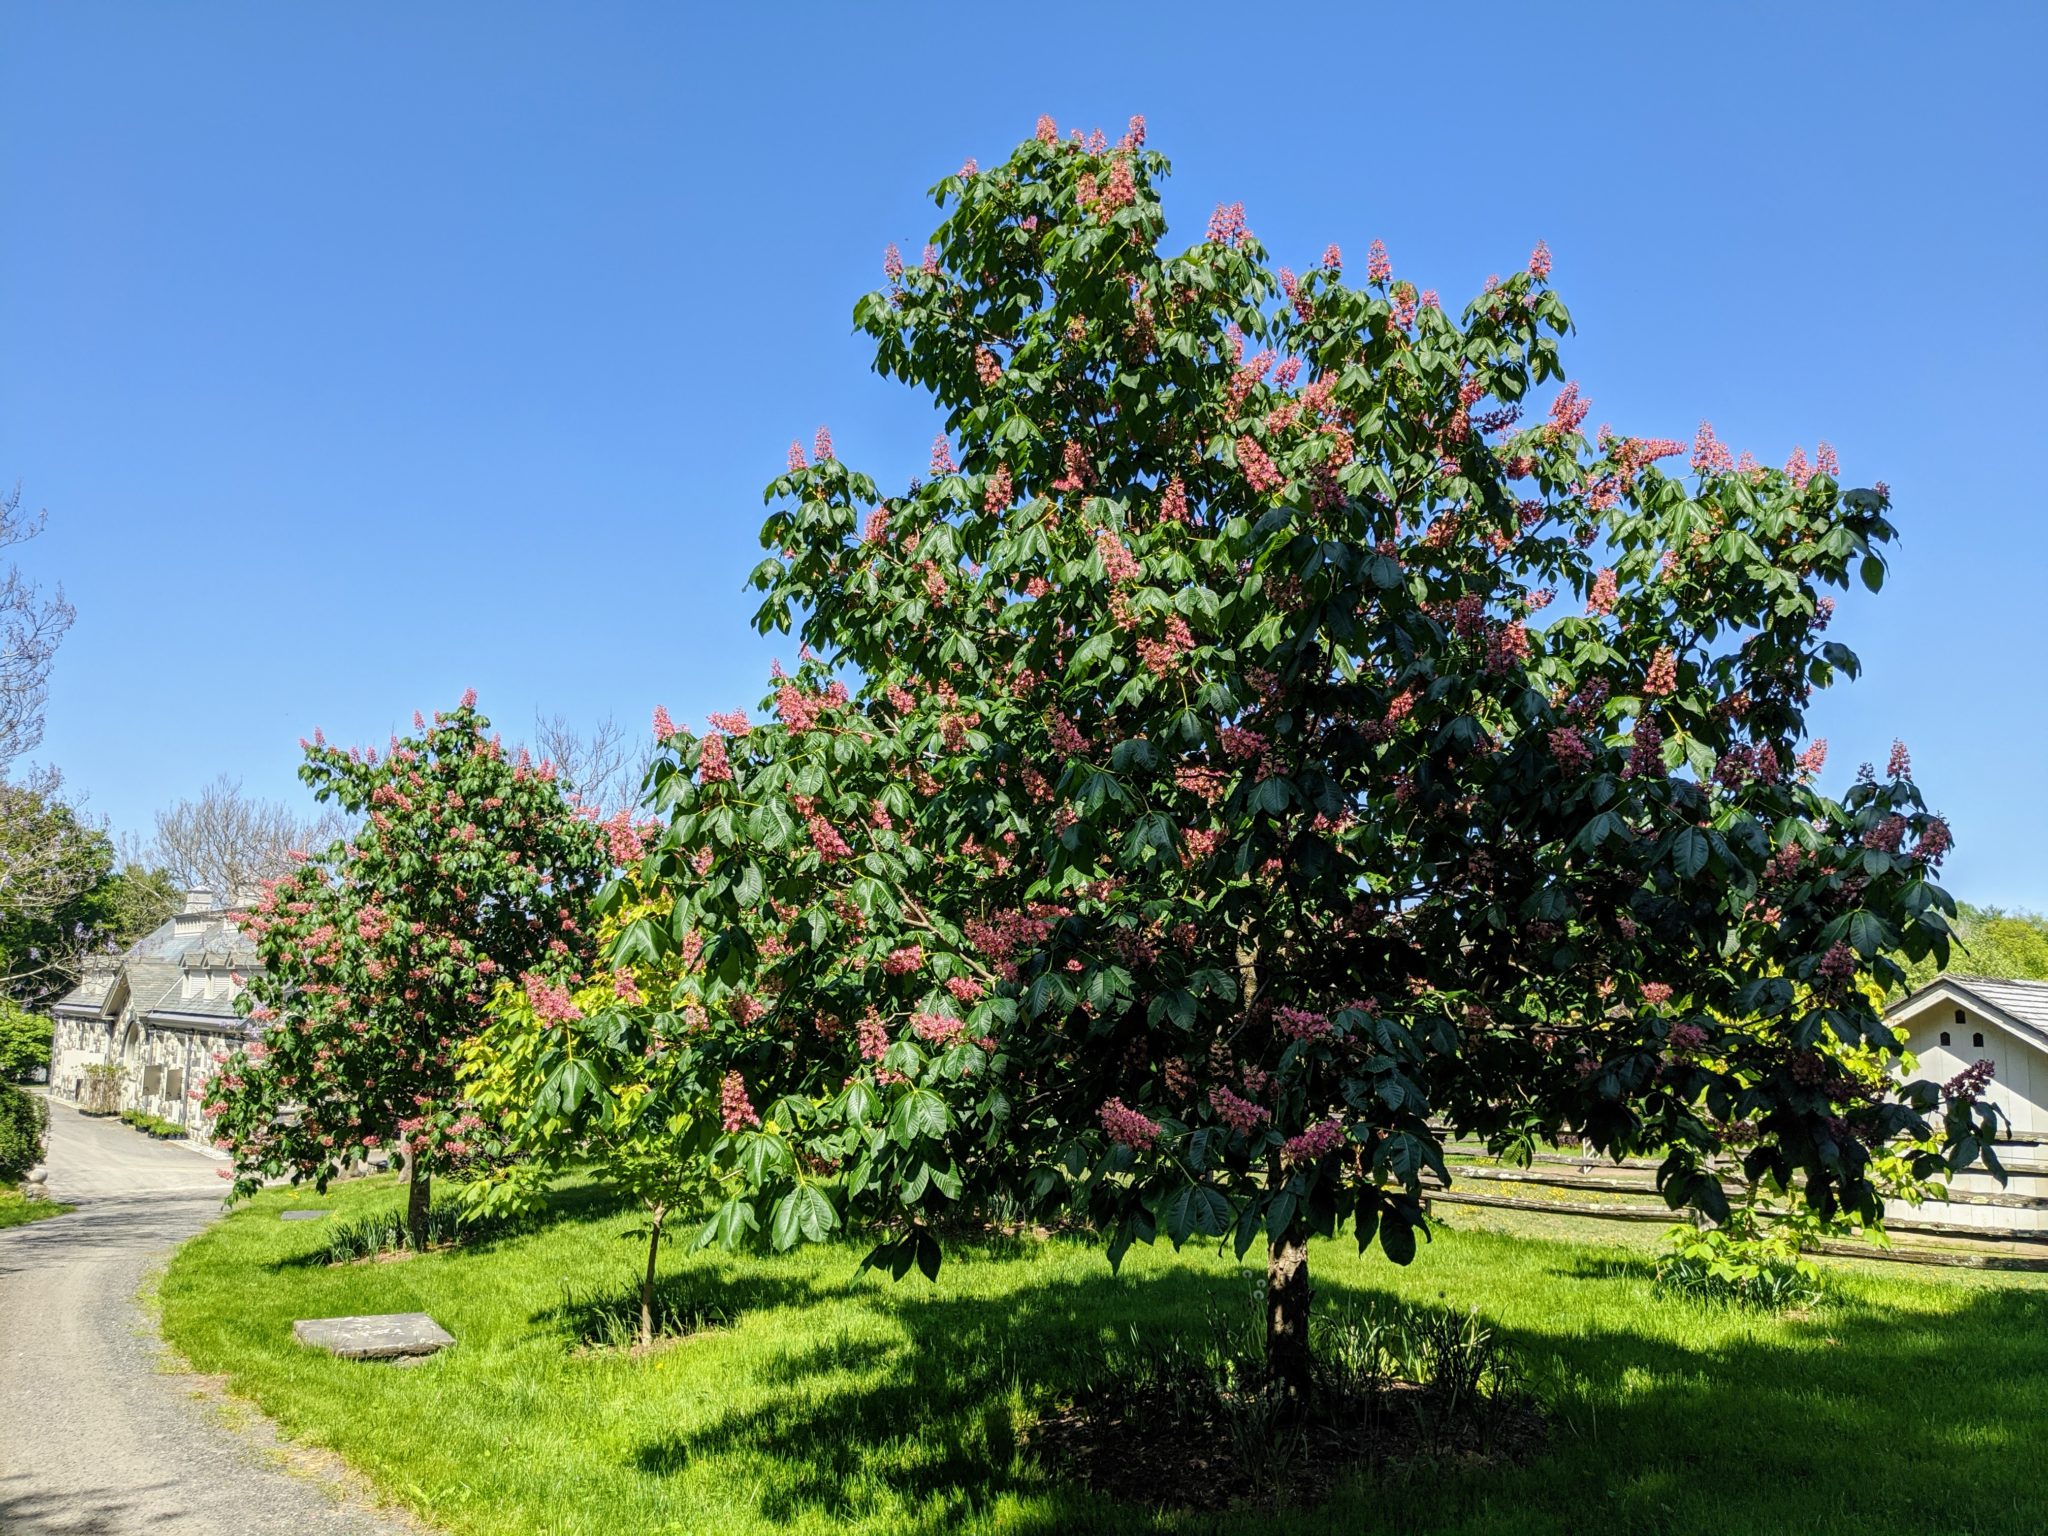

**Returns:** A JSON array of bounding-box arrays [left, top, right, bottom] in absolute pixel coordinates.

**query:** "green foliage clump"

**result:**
[[0, 1083, 47, 1182], [1904, 903, 2048, 987], [1657, 1206, 1826, 1310], [0, 999, 52, 1082], [118, 1108, 187, 1138]]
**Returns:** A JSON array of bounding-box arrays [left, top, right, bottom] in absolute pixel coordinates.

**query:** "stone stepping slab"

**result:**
[[279, 1210, 326, 1221], [293, 1313, 453, 1361]]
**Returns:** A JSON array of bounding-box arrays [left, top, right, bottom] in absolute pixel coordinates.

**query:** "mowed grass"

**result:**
[[0, 1187, 71, 1228], [159, 1176, 2048, 1536]]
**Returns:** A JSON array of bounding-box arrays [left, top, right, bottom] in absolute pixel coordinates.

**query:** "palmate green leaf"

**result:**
[[769, 1184, 838, 1250]]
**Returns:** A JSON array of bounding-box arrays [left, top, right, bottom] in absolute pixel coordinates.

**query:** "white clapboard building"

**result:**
[[1885, 975, 2048, 1234]]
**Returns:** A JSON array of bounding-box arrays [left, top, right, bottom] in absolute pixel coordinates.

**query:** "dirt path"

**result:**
[[0, 1096, 417, 1534]]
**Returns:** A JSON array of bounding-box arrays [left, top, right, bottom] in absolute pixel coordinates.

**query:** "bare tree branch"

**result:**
[[530, 711, 652, 817], [148, 775, 350, 903], [0, 484, 77, 775]]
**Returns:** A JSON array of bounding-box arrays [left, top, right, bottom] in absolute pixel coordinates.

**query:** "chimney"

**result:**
[[183, 887, 217, 914]]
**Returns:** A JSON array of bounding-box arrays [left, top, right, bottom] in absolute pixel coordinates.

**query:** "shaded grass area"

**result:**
[[159, 1175, 2048, 1536], [0, 1188, 72, 1228]]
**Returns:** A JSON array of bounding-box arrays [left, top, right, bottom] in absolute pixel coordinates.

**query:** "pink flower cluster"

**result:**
[[1549, 382, 1590, 435], [1366, 239, 1391, 283], [1210, 1085, 1270, 1133], [720, 1072, 760, 1133], [1639, 982, 1673, 1006], [1158, 477, 1190, 524], [1548, 728, 1594, 773], [1643, 648, 1678, 698], [1049, 710, 1090, 757], [1665, 1021, 1709, 1057], [1624, 717, 1665, 779], [1691, 422, 1734, 475], [984, 463, 1013, 513], [931, 436, 957, 476], [1528, 240, 1552, 280], [1137, 614, 1194, 676], [858, 1013, 890, 1062], [882, 944, 925, 975], [1275, 1006, 1332, 1041], [1944, 1058, 1995, 1103], [1100, 1097, 1163, 1149], [911, 1010, 966, 1049], [808, 815, 852, 862], [523, 972, 581, 1024], [1053, 440, 1093, 492], [1586, 568, 1618, 616], [1095, 527, 1140, 581], [1916, 817, 1953, 868], [1887, 739, 1912, 779], [699, 732, 734, 784], [1236, 436, 1284, 494], [1206, 201, 1248, 246], [1282, 1119, 1345, 1165]]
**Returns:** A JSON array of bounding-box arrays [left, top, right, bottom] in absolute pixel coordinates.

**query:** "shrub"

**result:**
[[0, 1085, 47, 1183], [1657, 1213, 1825, 1310], [0, 1001, 52, 1083]]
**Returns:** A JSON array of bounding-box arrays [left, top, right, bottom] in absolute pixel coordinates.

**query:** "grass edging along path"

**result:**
[[0, 1188, 72, 1228], [160, 1176, 2048, 1536]]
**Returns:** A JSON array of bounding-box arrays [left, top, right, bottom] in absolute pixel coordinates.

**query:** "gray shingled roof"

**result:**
[[1943, 975, 2048, 1048], [1895, 974, 2048, 1053], [49, 903, 262, 1036]]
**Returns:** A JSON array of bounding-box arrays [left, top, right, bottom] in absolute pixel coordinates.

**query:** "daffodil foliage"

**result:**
[[601, 118, 1977, 1379]]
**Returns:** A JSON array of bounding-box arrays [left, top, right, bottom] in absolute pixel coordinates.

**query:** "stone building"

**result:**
[[48, 888, 261, 1140]]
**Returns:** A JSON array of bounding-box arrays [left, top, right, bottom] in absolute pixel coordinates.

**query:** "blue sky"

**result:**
[[3, 2, 2043, 909]]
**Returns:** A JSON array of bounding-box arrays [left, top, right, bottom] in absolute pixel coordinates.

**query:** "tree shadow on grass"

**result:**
[[533, 1262, 822, 1348], [632, 1240, 2048, 1536]]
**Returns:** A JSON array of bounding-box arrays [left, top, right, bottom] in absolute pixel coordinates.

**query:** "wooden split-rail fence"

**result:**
[[1425, 1131, 2048, 1273]]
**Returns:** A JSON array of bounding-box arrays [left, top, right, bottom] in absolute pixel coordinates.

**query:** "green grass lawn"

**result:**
[[158, 1176, 2048, 1536], [0, 1187, 72, 1228]]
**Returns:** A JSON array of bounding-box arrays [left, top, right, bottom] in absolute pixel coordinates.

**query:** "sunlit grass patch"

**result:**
[[158, 1177, 2048, 1536]]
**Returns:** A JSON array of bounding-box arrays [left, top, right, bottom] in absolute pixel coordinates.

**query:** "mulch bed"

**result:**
[[1024, 1383, 1545, 1511]]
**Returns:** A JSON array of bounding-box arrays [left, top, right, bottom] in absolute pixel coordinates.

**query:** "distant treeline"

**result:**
[[1906, 903, 2048, 987]]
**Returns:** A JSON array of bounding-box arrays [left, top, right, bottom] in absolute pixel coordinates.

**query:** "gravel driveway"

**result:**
[[0, 1096, 416, 1534]]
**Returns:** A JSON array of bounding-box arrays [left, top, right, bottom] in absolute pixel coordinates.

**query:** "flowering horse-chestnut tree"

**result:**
[[206, 696, 608, 1250], [604, 118, 1978, 1392]]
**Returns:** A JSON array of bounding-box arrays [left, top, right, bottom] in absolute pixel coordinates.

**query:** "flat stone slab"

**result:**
[[293, 1313, 453, 1360], [279, 1209, 326, 1221]]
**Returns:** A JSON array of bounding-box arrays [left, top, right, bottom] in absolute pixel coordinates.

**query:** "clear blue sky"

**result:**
[[3, 2, 2043, 909]]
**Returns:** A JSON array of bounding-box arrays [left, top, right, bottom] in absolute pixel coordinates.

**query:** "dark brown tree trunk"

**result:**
[[405, 1156, 430, 1254], [640, 1204, 667, 1351], [1266, 1227, 1312, 1400]]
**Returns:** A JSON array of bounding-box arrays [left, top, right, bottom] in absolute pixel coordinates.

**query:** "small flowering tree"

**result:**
[[205, 696, 608, 1251], [609, 119, 1977, 1394], [459, 908, 716, 1349]]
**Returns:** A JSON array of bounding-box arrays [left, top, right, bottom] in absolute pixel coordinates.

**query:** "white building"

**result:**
[[47, 889, 260, 1140], [1884, 974, 2048, 1234]]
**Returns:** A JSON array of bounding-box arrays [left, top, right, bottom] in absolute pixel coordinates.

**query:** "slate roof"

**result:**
[[49, 901, 262, 1036], [1891, 974, 2048, 1054]]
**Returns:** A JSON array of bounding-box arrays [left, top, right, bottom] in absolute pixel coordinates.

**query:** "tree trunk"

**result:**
[[1266, 1227, 1313, 1400], [405, 1156, 431, 1254], [640, 1204, 667, 1351]]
